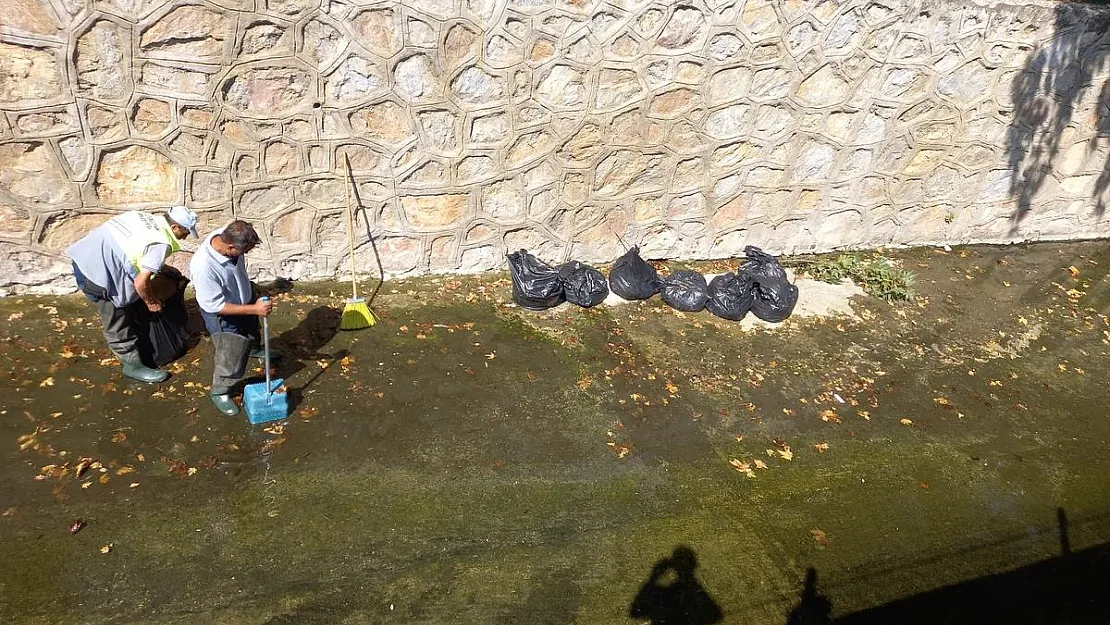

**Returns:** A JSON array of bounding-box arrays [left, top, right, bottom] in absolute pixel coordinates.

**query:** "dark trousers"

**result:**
[[202, 297, 260, 396], [201, 308, 259, 340], [73, 262, 138, 360]]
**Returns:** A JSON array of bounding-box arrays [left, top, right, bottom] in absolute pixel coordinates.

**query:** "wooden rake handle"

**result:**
[[343, 154, 358, 300]]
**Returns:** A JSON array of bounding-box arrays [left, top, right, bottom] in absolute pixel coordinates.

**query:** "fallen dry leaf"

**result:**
[[729, 458, 756, 478], [900, 418, 913, 426], [811, 528, 830, 548], [100, 543, 112, 554]]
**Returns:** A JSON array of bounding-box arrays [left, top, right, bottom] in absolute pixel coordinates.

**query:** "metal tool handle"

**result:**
[[261, 296, 271, 398]]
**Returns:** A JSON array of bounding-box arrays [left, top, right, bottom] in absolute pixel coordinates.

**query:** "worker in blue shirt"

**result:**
[[190, 219, 279, 416]]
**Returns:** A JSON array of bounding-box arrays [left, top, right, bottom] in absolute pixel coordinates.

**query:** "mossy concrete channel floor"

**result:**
[[2, 242, 1110, 625]]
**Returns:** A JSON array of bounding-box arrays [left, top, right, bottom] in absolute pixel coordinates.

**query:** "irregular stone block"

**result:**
[[656, 7, 707, 51], [650, 88, 699, 118], [0, 0, 61, 37], [788, 21, 820, 55], [223, 65, 314, 116], [131, 98, 173, 137], [704, 103, 751, 139], [300, 17, 346, 68], [742, 0, 781, 40], [505, 131, 555, 168], [168, 133, 206, 165], [0, 240, 70, 290], [938, 62, 990, 104], [0, 205, 34, 239], [233, 154, 258, 184], [609, 34, 641, 59], [535, 65, 587, 108], [712, 142, 759, 174], [0, 142, 77, 206], [401, 160, 447, 187], [266, 0, 315, 16], [141, 61, 217, 98], [401, 194, 468, 229], [708, 67, 751, 105], [417, 110, 458, 152], [349, 101, 413, 144], [594, 150, 667, 197], [595, 68, 644, 111], [271, 206, 313, 245], [902, 149, 945, 176], [265, 141, 302, 177], [57, 136, 93, 179], [353, 8, 403, 57], [190, 169, 231, 204], [0, 42, 63, 103], [750, 68, 794, 101], [457, 155, 494, 184], [325, 55, 386, 104], [482, 180, 526, 221], [14, 109, 78, 137], [459, 244, 499, 272], [95, 145, 179, 206], [82, 104, 127, 143], [451, 66, 505, 104], [557, 123, 602, 167], [395, 54, 441, 101], [242, 21, 292, 57], [141, 5, 231, 60], [796, 65, 851, 107], [708, 33, 744, 60], [238, 183, 295, 219], [297, 177, 343, 208]]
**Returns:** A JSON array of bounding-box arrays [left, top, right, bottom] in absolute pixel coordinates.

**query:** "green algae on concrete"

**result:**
[[1, 242, 1109, 624]]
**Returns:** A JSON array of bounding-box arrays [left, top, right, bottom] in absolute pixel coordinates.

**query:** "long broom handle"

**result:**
[[343, 155, 358, 300]]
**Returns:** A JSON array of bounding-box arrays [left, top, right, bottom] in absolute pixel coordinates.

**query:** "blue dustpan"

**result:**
[[244, 300, 289, 424]]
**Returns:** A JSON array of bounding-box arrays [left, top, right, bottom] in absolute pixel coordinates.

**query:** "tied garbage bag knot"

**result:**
[[660, 269, 710, 312], [507, 249, 565, 311], [706, 272, 755, 321], [609, 246, 660, 301], [558, 261, 609, 308]]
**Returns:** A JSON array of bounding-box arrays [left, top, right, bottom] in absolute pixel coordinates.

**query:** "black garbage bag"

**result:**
[[134, 276, 190, 368], [558, 261, 609, 308], [609, 246, 660, 300], [749, 279, 799, 323], [706, 272, 755, 321], [738, 245, 789, 283], [507, 249, 565, 310], [660, 270, 709, 312]]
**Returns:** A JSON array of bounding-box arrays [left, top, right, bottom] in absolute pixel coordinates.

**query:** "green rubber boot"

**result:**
[[120, 354, 169, 384], [210, 393, 240, 417]]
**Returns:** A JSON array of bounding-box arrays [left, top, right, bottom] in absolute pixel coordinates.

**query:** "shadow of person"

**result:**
[[275, 305, 343, 363], [269, 305, 344, 412], [630, 546, 723, 625], [786, 568, 833, 625]]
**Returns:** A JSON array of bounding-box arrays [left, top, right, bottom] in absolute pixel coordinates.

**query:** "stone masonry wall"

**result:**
[[2, 0, 1110, 293]]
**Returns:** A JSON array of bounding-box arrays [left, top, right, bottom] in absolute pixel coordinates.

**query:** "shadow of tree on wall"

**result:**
[[1006, 4, 1110, 231]]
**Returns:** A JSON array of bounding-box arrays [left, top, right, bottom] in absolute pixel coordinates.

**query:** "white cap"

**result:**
[[167, 205, 199, 238]]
